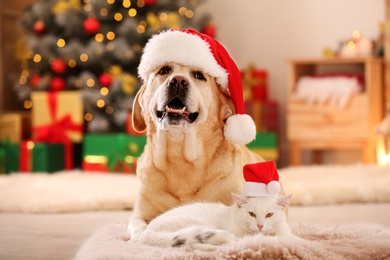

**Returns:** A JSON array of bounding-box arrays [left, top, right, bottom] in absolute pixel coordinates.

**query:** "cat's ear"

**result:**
[[276, 194, 293, 209], [232, 193, 248, 208]]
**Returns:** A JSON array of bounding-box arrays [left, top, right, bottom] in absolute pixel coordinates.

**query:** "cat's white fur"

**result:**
[[132, 194, 293, 251]]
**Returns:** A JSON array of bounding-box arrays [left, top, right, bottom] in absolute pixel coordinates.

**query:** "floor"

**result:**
[[0, 203, 390, 260]]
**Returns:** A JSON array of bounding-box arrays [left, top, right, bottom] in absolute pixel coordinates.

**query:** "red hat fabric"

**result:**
[[137, 28, 256, 144], [243, 161, 281, 198], [179, 29, 244, 114]]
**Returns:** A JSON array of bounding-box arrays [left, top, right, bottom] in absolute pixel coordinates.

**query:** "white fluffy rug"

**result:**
[[0, 172, 138, 213], [0, 164, 389, 213], [75, 221, 390, 259]]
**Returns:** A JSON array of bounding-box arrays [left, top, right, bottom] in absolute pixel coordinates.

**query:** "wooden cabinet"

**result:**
[[286, 58, 383, 165]]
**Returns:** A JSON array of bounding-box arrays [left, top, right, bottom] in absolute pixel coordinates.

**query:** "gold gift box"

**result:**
[[0, 112, 31, 143], [31, 91, 84, 143]]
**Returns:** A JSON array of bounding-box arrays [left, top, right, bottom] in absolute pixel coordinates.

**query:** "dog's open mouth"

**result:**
[[157, 97, 199, 124]]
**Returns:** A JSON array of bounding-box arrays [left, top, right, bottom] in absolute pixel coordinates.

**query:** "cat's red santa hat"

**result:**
[[243, 161, 281, 198], [138, 28, 256, 145]]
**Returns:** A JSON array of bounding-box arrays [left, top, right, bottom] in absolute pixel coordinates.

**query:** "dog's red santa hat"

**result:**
[[243, 161, 281, 198], [138, 28, 256, 145]]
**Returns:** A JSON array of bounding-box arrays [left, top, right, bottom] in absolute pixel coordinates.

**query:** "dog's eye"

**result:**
[[158, 66, 171, 75], [193, 71, 206, 81]]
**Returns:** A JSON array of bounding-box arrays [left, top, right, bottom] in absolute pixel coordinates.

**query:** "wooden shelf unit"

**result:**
[[286, 58, 383, 165]]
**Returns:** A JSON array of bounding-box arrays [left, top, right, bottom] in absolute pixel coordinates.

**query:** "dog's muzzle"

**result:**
[[157, 76, 199, 125]]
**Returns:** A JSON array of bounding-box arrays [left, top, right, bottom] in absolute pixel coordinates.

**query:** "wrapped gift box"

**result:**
[[31, 91, 83, 143], [247, 132, 278, 161], [0, 143, 5, 173], [260, 101, 278, 132], [251, 85, 268, 102], [4, 141, 65, 173], [245, 100, 278, 132], [0, 112, 31, 143], [82, 133, 147, 173], [242, 66, 268, 102]]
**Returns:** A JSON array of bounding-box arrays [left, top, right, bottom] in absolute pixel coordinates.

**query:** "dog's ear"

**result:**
[[132, 84, 147, 132], [222, 94, 235, 122]]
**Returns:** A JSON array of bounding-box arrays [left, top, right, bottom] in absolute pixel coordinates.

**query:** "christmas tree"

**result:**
[[14, 0, 214, 133]]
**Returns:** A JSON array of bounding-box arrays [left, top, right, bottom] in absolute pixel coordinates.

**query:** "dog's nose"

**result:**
[[168, 76, 189, 90]]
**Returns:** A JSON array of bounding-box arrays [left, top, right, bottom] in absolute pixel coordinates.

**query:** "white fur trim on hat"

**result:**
[[138, 30, 228, 88], [244, 181, 280, 198], [224, 114, 256, 145]]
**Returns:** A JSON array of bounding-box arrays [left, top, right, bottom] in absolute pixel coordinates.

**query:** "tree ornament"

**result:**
[[50, 77, 66, 91], [83, 17, 101, 35], [203, 23, 216, 38], [33, 20, 46, 34], [30, 74, 41, 88], [51, 58, 67, 74], [99, 73, 113, 87], [144, 0, 156, 5]]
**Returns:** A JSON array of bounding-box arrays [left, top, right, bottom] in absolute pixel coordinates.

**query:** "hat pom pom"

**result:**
[[224, 114, 256, 144], [267, 181, 281, 195]]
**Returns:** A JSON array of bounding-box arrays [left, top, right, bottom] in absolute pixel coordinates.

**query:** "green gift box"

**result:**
[[247, 132, 277, 149], [5, 142, 65, 173], [0, 143, 5, 174], [82, 133, 147, 173], [247, 132, 278, 161]]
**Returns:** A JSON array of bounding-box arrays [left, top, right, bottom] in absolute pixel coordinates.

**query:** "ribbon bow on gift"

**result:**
[[107, 140, 141, 173], [242, 64, 267, 101]]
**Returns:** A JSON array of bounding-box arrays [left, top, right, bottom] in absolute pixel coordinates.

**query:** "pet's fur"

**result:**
[[128, 63, 263, 237], [133, 194, 293, 251]]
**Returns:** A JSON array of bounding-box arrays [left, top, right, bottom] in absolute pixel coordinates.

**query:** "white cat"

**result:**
[[132, 193, 293, 251]]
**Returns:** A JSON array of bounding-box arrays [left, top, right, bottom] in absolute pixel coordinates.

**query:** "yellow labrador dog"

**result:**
[[128, 29, 264, 238]]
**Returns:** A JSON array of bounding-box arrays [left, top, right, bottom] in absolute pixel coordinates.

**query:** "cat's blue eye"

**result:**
[[265, 213, 273, 218], [248, 212, 256, 218]]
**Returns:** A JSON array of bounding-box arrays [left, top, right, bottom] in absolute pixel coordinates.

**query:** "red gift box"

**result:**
[[242, 66, 269, 101], [245, 100, 278, 132], [260, 101, 278, 132], [251, 85, 268, 102]]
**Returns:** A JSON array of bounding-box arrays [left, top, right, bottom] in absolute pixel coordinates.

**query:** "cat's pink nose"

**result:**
[[257, 224, 263, 230]]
